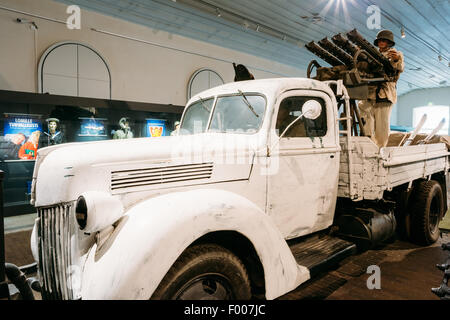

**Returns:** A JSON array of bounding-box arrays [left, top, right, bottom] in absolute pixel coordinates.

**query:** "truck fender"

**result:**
[[80, 189, 309, 300]]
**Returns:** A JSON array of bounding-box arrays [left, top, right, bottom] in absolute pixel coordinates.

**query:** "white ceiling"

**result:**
[[56, 0, 450, 96]]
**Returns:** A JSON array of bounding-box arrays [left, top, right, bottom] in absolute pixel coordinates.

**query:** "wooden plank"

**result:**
[[339, 134, 448, 201], [383, 143, 447, 161], [339, 173, 350, 184], [340, 153, 364, 165], [339, 163, 363, 174], [389, 168, 425, 185], [389, 161, 425, 175]]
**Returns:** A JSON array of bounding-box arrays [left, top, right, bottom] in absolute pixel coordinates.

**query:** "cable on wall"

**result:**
[[89, 27, 291, 77], [0, 4, 294, 79], [0, 5, 66, 25]]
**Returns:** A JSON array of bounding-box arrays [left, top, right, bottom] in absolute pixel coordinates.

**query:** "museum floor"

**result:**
[[4, 212, 450, 300]]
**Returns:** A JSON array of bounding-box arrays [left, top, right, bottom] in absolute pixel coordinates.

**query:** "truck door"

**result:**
[[267, 90, 340, 239]]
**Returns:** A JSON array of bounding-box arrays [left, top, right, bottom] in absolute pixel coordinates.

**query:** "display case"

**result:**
[[0, 90, 184, 217]]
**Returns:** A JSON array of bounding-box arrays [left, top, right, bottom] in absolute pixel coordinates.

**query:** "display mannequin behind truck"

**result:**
[[113, 117, 134, 140], [358, 30, 404, 148], [41, 118, 64, 147]]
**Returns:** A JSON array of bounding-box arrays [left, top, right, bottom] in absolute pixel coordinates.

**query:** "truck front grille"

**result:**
[[37, 203, 79, 300]]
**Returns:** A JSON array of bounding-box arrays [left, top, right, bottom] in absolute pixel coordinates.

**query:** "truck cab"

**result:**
[[30, 78, 448, 300]]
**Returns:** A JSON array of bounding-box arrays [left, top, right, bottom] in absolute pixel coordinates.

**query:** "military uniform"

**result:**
[[41, 130, 64, 147], [358, 30, 405, 148]]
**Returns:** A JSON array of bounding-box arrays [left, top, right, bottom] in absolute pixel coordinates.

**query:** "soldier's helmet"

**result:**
[[374, 30, 395, 47]]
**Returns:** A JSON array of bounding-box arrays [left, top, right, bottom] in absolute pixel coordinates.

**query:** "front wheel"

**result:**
[[151, 244, 252, 300], [410, 180, 444, 246]]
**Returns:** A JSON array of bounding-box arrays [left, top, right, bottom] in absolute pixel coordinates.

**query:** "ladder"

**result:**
[[325, 80, 359, 200]]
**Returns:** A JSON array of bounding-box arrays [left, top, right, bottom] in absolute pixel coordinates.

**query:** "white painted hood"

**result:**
[[32, 133, 262, 207]]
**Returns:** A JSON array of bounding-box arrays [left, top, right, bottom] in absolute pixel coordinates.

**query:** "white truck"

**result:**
[[29, 78, 449, 300]]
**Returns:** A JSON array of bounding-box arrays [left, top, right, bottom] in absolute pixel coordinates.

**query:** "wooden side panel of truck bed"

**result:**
[[338, 136, 449, 201]]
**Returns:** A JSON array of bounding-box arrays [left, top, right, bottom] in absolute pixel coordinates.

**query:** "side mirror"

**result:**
[[268, 99, 323, 155], [302, 100, 322, 120], [278, 100, 322, 140]]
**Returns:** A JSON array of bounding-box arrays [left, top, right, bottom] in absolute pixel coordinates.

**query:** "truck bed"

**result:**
[[338, 136, 450, 201]]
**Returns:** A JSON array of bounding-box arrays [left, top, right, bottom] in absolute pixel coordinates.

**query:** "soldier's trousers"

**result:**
[[358, 100, 393, 148]]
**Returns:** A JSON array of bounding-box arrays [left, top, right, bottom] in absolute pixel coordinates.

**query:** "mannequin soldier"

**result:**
[[358, 30, 404, 148], [113, 117, 134, 139], [42, 118, 64, 147], [171, 121, 180, 136]]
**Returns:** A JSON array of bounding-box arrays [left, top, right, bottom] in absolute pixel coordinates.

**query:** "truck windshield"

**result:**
[[209, 95, 266, 134], [179, 98, 214, 135]]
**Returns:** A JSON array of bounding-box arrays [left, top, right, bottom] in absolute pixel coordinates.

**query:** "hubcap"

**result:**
[[175, 274, 234, 300]]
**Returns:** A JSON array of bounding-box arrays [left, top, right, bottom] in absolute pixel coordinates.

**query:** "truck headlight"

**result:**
[[75, 191, 124, 233]]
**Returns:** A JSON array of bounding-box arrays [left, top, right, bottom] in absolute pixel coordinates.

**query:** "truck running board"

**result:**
[[288, 235, 357, 278]]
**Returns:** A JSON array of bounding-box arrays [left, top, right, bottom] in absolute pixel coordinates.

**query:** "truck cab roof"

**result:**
[[188, 77, 336, 106]]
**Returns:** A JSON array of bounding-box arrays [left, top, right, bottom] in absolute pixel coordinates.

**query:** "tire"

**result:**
[[410, 180, 444, 246], [151, 244, 252, 300]]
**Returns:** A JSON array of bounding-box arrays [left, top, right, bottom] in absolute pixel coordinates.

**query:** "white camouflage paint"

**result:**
[[30, 78, 449, 300]]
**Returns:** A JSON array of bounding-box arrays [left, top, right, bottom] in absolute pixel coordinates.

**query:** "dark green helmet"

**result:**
[[374, 30, 395, 47]]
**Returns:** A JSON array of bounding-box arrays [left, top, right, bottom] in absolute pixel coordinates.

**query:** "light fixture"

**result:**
[[401, 27, 406, 38], [16, 17, 38, 30], [176, 0, 307, 48]]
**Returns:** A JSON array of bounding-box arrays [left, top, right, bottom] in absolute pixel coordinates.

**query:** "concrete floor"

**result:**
[[280, 232, 449, 300], [4, 213, 36, 234], [4, 225, 449, 300]]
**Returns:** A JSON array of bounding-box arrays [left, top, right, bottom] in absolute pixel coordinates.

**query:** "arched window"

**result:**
[[38, 42, 111, 99], [187, 68, 224, 101]]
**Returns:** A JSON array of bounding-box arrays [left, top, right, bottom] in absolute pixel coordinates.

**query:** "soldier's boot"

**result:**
[[432, 284, 450, 298]]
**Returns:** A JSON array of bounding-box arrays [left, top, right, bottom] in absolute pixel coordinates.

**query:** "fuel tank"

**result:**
[[334, 203, 397, 250]]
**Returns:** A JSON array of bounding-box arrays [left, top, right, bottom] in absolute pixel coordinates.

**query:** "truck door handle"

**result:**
[[330, 155, 335, 159]]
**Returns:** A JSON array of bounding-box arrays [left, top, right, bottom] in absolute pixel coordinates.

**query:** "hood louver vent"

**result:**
[[111, 163, 213, 192]]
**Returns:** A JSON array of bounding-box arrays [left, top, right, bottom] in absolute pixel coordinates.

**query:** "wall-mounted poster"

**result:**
[[146, 119, 166, 137], [2, 114, 42, 160], [79, 117, 107, 137]]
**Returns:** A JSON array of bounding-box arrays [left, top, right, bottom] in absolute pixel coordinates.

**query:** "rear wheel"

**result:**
[[151, 244, 252, 300], [410, 180, 444, 246]]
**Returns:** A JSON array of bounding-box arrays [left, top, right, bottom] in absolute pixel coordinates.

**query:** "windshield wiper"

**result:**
[[198, 96, 211, 112], [238, 90, 259, 118]]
